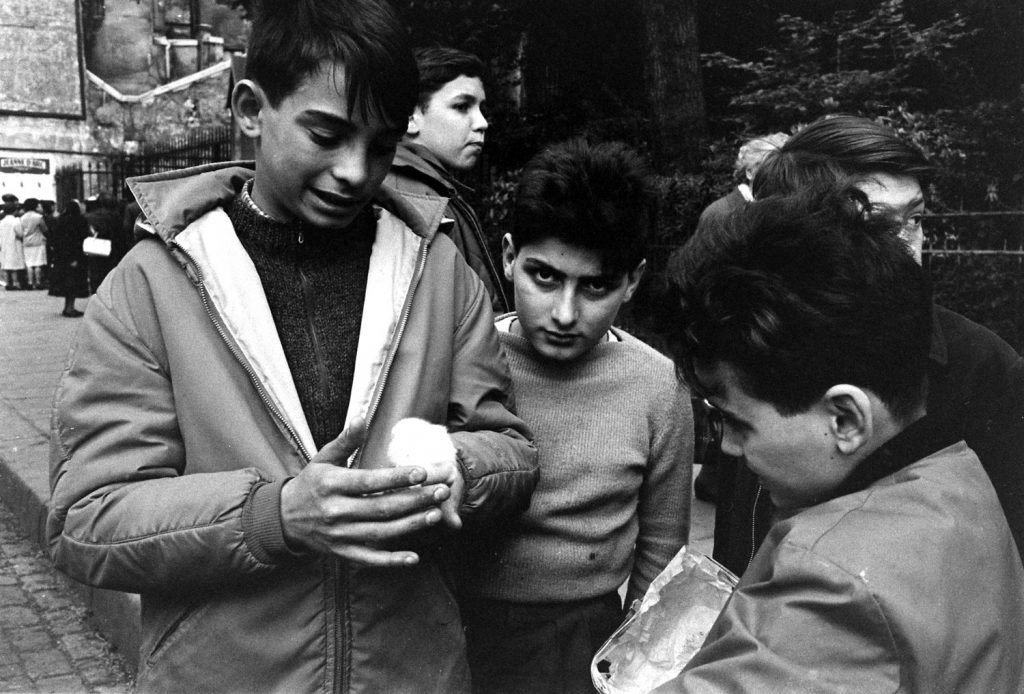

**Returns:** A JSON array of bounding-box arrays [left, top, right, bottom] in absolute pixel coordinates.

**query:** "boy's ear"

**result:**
[[406, 106, 424, 137], [500, 234, 517, 282], [621, 259, 646, 303], [232, 79, 267, 139], [824, 384, 873, 457]]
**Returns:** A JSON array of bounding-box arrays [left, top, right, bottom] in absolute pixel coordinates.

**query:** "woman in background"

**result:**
[[49, 199, 90, 317]]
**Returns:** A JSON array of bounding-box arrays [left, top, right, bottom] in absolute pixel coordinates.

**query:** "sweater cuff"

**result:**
[[242, 478, 305, 565]]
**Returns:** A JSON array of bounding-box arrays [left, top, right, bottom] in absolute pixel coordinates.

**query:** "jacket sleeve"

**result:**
[[627, 382, 694, 606], [656, 542, 900, 694], [445, 274, 539, 523], [47, 261, 286, 594]]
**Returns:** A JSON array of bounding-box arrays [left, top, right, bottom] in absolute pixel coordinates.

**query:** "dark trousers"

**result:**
[[461, 591, 624, 694]]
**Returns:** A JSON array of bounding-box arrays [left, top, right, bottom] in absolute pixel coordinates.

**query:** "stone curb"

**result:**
[[0, 452, 142, 674]]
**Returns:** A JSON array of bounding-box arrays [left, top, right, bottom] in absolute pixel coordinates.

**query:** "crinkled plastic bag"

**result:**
[[591, 546, 738, 693]]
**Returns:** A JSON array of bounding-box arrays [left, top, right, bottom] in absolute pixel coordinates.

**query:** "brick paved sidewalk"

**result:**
[[0, 499, 132, 693]]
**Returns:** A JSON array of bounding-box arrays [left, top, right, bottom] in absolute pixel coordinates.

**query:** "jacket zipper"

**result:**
[[749, 483, 764, 569], [171, 242, 313, 463], [333, 559, 348, 694]]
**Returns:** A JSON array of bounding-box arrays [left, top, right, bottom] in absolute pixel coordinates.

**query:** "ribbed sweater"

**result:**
[[460, 315, 694, 605], [228, 184, 373, 449]]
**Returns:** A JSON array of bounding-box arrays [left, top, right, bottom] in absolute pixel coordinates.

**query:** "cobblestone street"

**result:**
[[0, 500, 132, 693]]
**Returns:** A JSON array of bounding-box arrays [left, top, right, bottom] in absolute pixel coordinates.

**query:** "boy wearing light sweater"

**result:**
[[458, 139, 694, 693]]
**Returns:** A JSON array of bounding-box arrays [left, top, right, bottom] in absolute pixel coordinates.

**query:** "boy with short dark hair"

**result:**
[[46, 2, 537, 691], [458, 139, 694, 693], [662, 185, 1024, 691], [705, 114, 1024, 576], [385, 45, 509, 311]]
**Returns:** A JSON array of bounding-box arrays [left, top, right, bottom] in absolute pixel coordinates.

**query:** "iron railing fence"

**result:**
[[625, 210, 1024, 353], [54, 125, 232, 211]]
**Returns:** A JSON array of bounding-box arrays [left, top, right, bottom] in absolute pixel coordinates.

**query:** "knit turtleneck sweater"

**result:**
[[458, 314, 694, 606], [228, 184, 374, 449]]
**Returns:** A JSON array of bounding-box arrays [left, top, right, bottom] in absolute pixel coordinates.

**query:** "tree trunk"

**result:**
[[638, 0, 707, 171]]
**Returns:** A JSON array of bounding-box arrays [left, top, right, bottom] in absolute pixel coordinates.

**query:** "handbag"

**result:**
[[83, 236, 112, 257]]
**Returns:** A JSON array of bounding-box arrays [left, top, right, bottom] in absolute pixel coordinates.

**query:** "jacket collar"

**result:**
[[127, 161, 254, 243], [829, 414, 962, 501], [392, 142, 474, 198], [128, 160, 444, 245]]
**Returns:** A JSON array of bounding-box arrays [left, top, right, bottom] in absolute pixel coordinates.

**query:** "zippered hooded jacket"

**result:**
[[46, 162, 538, 693]]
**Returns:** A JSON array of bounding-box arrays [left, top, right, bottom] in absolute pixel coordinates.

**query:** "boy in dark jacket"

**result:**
[[662, 185, 1024, 692], [385, 46, 509, 312], [46, 2, 537, 692], [700, 114, 1024, 574]]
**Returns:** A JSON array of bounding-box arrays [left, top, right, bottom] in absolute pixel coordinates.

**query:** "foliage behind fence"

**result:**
[[618, 210, 1024, 355]]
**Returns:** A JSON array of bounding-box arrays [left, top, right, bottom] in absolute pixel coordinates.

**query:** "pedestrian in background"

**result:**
[[695, 132, 789, 235], [83, 193, 119, 293], [0, 194, 26, 290], [20, 198, 48, 289], [48, 199, 89, 317]]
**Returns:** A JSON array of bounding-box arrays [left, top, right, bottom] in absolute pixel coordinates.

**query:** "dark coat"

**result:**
[[385, 142, 510, 313], [48, 211, 89, 298]]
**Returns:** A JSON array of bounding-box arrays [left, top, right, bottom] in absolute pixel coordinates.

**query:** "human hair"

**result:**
[[665, 184, 932, 423], [62, 199, 84, 217], [778, 114, 932, 182], [414, 46, 485, 110], [734, 132, 789, 180], [751, 149, 848, 199], [511, 139, 653, 276], [23, 198, 39, 211], [244, 0, 418, 125]]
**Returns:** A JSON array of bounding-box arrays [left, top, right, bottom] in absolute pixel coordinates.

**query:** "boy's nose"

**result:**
[[473, 107, 488, 132], [331, 146, 371, 188], [551, 290, 578, 326]]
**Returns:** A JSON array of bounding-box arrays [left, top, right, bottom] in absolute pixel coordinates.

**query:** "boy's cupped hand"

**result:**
[[279, 418, 453, 567]]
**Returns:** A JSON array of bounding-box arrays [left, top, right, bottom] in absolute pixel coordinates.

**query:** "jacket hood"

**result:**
[[128, 161, 253, 243], [127, 160, 444, 244]]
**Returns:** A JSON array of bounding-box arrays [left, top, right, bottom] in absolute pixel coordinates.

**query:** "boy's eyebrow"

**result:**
[[299, 109, 405, 137], [520, 257, 619, 283], [300, 109, 356, 127]]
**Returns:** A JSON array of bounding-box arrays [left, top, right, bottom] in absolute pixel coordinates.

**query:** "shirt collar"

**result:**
[[829, 414, 961, 500]]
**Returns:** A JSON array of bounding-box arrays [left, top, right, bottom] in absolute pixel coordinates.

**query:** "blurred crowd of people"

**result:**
[[0, 192, 136, 316]]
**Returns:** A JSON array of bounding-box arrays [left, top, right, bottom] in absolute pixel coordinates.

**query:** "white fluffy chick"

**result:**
[[386, 418, 457, 469], [387, 418, 462, 529]]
